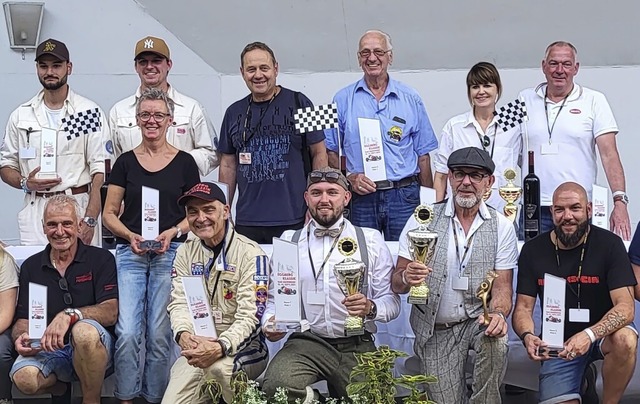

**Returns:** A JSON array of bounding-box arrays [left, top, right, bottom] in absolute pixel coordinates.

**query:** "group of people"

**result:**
[[0, 27, 638, 404]]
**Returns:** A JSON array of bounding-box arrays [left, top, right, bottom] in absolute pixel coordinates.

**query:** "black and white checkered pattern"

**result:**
[[294, 103, 338, 134], [61, 108, 102, 140], [494, 99, 528, 132]]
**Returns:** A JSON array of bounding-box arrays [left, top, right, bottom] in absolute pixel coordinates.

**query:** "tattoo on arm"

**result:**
[[591, 309, 627, 339]]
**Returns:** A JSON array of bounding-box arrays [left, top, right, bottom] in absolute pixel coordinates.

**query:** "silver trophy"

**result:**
[[407, 205, 438, 305], [333, 237, 366, 336]]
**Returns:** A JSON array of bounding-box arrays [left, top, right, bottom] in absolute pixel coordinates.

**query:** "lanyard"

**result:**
[[475, 122, 498, 158], [203, 229, 235, 297], [307, 221, 346, 285], [240, 90, 278, 151], [543, 88, 570, 144], [554, 230, 589, 308], [451, 220, 476, 276]]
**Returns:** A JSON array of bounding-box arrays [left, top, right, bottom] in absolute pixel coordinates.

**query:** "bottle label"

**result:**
[[525, 204, 538, 219], [525, 219, 539, 231]]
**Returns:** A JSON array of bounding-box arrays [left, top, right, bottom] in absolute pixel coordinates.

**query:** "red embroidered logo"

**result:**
[[177, 128, 186, 134], [188, 183, 211, 195], [569, 108, 581, 114], [104, 284, 116, 291], [75, 273, 93, 283]]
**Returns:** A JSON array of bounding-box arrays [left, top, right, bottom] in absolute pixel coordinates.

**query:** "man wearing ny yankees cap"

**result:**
[[162, 182, 269, 404], [109, 35, 218, 176], [0, 38, 109, 246]]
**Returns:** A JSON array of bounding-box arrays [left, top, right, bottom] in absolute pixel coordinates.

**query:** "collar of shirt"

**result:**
[[309, 217, 344, 237], [28, 87, 77, 116], [354, 76, 399, 100], [444, 196, 491, 227], [463, 110, 499, 135], [535, 82, 583, 103], [40, 240, 89, 270]]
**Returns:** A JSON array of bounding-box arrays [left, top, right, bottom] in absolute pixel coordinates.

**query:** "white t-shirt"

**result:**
[[435, 110, 523, 212], [398, 199, 518, 323], [519, 83, 618, 205], [43, 104, 64, 129]]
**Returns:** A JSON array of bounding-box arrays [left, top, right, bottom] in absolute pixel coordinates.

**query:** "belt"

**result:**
[[375, 175, 418, 191], [433, 319, 467, 330], [34, 184, 90, 198], [321, 331, 373, 345]]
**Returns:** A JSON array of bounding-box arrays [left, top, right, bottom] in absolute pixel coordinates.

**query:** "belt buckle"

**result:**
[[375, 180, 393, 190]]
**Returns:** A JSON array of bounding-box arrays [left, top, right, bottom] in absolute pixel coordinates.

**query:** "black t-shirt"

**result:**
[[517, 226, 637, 339], [218, 87, 325, 226], [109, 150, 200, 244], [16, 242, 118, 339]]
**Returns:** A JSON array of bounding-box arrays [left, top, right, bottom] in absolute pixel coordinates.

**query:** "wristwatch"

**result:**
[[612, 191, 629, 205], [218, 339, 231, 356], [20, 177, 30, 193], [366, 300, 377, 319], [83, 217, 98, 228], [64, 308, 83, 325]]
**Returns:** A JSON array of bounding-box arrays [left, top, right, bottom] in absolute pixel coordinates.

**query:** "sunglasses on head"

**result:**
[[309, 171, 341, 184], [59, 277, 73, 306]]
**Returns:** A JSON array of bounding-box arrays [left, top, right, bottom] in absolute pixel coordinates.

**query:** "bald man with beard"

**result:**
[[514, 182, 637, 404]]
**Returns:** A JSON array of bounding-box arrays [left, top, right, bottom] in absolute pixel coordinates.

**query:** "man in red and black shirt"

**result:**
[[10, 194, 118, 403]]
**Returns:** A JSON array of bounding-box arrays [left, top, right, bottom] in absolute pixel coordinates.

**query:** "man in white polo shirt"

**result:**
[[109, 36, 218, 176], [518, 41, 630, 239]]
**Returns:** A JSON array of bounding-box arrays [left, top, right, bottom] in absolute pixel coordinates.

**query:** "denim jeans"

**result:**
[[350, 182, 419, 241], [114, 243, 178, 402], [0, 329, 15, 399]]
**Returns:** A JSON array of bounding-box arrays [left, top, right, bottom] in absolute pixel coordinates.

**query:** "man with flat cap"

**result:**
[[0, 38, 109, 246], [110, 35, 218, 176], [162, 182, 269, 404], [392, 147, 518, 404], [261, 167, 400, 402]]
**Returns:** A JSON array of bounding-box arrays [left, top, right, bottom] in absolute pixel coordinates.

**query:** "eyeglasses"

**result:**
[[137, 112, 170, 122], [451, 170, 489, 183], [58, 277, 73, 306], [358, 49, 391, 58], [309, 170, 341, 184]]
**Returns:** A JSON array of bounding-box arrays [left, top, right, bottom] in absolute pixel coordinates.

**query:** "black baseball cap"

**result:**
[[447, 147, 495, 174], [35, 39, 69, 61], [178, 182, 227, 207]]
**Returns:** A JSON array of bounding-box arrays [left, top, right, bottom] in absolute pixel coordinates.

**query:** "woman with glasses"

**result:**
[[433, 62, 522, 214], [103, 88, 200, 403]]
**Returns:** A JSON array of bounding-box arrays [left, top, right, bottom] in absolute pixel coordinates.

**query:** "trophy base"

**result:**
[[408, 296, 428, 305], [344, 315, 364, 336], [36, 171, 58, 179], [344, 327, 365, 337]]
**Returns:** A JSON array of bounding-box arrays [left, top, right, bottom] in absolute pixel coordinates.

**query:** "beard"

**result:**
[[554, 219, 589, 247], [311, 205, 343, 228], [39, 74, 68, 91], [454, 192, 480, 209]]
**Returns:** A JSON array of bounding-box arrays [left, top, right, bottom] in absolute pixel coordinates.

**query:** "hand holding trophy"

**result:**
[[498, 168, 522, 222], [406, 205, 438, 305], [334, 237, 366, 336], [476, 271, 499, 326]]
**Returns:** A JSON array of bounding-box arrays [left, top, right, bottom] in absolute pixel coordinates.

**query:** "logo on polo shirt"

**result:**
[[191, 262, 204, 276], [569, 108, 581, 114], [76, 273, 93, 283]]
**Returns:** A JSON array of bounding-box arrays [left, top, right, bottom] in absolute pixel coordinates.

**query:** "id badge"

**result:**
[[20, 147, 37, 159], [452, 276, 469, 291], [569, 308, 590, 323], [239, 152, 252, 165], [541, 143, 559, 155], [307, 291, 324, 305], [212, 310, 223, 324]]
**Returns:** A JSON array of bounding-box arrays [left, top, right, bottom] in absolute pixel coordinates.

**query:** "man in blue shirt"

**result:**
[[325, 30, 438, 241]]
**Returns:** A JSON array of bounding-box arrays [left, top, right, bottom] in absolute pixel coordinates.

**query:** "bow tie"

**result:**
[[314, 227, 341, 238]]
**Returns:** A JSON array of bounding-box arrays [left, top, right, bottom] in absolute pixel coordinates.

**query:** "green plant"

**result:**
[[396, 374, 438, 404], [347, 345, 406, 403]]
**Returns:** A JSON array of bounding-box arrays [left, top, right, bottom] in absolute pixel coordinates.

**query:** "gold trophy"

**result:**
[[406, 205, 438, 305], [333, 237, 366, 336], [476, 271, 499, 326], [498, 168, 522, 222]]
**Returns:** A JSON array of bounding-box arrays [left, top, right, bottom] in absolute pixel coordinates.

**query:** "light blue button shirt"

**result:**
[[325, 77, 438, 181]]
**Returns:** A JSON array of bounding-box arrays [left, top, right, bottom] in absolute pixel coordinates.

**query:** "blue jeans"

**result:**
[[10, 319, 114, 383], [0, 329, 16, 399], [350, 182, 419, 241], [114, 243, 178, 402], [538, 323, 638, 403]]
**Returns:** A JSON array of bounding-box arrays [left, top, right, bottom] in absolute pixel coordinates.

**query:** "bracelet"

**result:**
[[584, 328, 597, 344], [519, 331, 534, 342], [401, 270, 409, 286]]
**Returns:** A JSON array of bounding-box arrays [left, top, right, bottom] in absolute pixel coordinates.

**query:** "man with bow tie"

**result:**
[[261, 167, 400, 402]]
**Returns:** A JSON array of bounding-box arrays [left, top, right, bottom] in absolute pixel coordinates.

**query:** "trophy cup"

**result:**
[[333, 237, 366, 336], [498, 168, 522, 222], [406, 205, 438, 305], [476, 271, 499, 326]]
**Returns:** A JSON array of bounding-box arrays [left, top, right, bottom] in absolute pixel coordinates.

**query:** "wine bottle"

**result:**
[[101, 159, 116, 249], [523, 151, 541, 241]]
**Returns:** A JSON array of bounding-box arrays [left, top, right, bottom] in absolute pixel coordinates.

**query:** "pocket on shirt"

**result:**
[[115, 116, 140, 152]]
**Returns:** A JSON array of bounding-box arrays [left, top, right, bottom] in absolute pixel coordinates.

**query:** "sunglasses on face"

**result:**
[[59, 277, 73, 306], [309, 171, 341, 184]]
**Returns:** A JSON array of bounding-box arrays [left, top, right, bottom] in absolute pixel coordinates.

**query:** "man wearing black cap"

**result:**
[[109, 35, 218, 176], [393, 147, 518, 403], [162, 182, 269, 404], [0, 38, 109, 246], [261, 167, 400, 402]]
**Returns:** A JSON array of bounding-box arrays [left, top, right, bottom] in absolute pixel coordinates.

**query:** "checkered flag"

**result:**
[[494, 99, 528, 132], [61, 108, 102, 140], [294, 103, 338, 134]]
